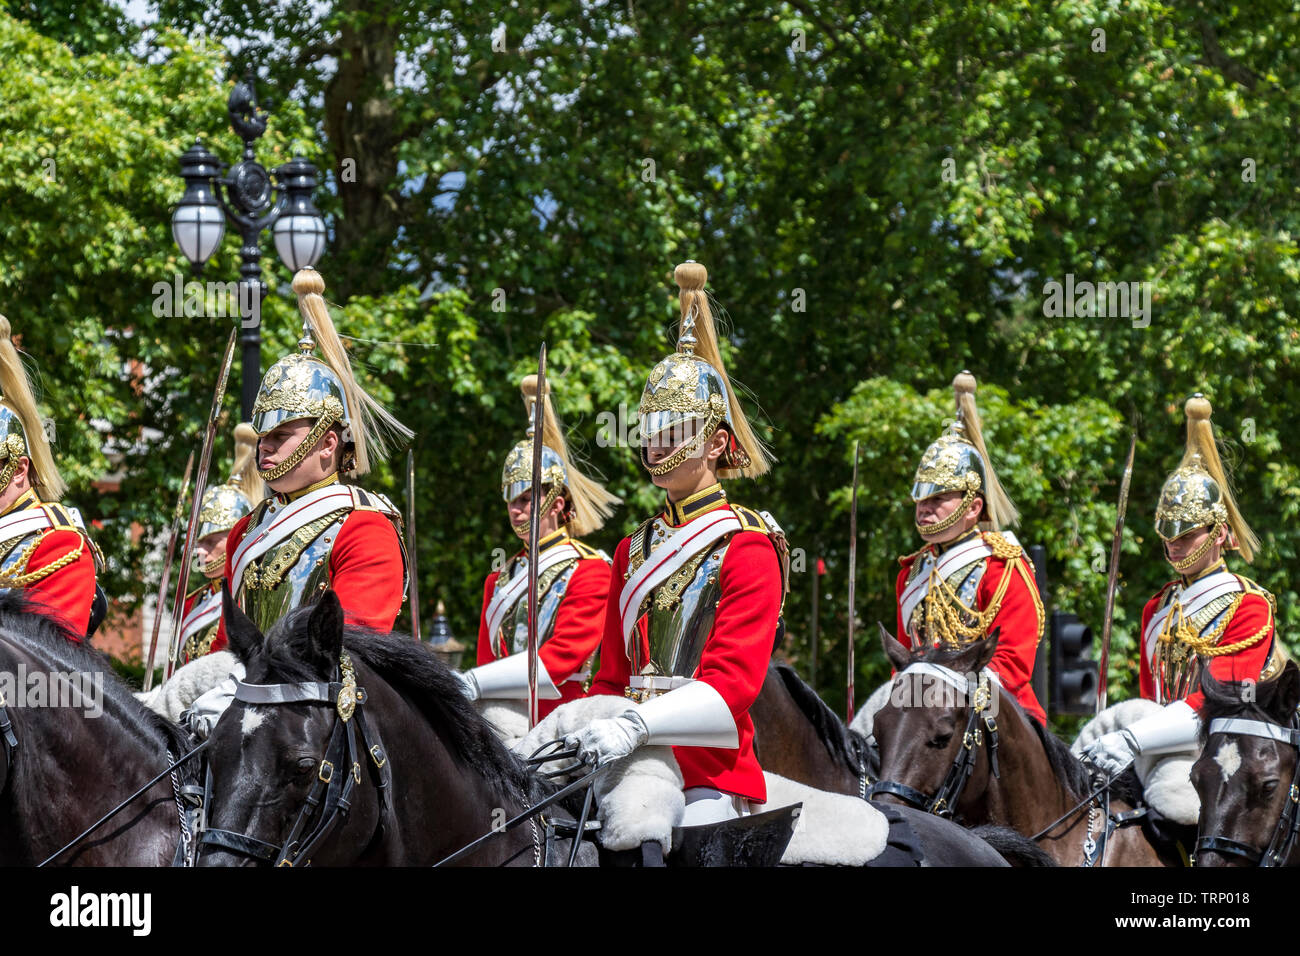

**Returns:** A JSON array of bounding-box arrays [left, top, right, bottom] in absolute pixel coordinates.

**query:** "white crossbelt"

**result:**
[[898, 535, 996, 632], [619, 510, 741, 653], [482, 544, 581, 643], [1143, 570, 1242, 659], [179, 589, 222, 644], [230, 486, 355, 593], [0, 507, 55, 544]]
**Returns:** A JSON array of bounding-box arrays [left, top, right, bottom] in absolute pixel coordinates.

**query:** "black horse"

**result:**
[[199, 588, 566, 866], [0, 593, 196, 865], [1194, 662, 1300, 867]]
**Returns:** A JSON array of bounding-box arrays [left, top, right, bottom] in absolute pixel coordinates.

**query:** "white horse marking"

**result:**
[[242, 707, 268, 737], [1214, 740, 1242, 784]]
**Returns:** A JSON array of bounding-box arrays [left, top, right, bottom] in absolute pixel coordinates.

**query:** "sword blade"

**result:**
[[1097, 431, 1137, 714], [143, 450, 195, 692], [165, 329, 238, 680], [527, 344, 547, 730], [406, 449, 421, 642], [847, 441, 860, 725]]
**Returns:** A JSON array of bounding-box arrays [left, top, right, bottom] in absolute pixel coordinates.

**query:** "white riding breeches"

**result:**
[[681, 787, 756, 826]]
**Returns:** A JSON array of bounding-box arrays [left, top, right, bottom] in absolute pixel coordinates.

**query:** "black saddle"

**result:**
[[599, 804, 801, 867]]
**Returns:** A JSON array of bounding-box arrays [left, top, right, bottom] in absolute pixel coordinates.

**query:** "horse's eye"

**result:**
[[928, 733, 953, 750], [1261, 779, 1280, 797], [296, 757, 317, 775]]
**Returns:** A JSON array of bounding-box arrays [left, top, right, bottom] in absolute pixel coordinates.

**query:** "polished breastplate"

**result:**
[[629, 516, 732, 678], [238, 509, 349, 634], [498, 558, 578, 656], [0, 531, 38, 580]]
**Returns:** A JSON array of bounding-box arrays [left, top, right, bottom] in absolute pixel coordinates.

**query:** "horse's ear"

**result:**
[[1269, 661, 1300, 724], [973, 626, 1000, 673], [1198, 666, 1232, 708], [879, 622, 910, 672], [222, 580, 263, 663], [306, 590, 345, 667]]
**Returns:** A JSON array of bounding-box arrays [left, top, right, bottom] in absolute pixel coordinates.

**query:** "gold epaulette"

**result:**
[[982, 530, 1022, 561], [898, 544, 929, 567], [1238, 574, 1276, 608], [730, 505, 769, 534], [38, 504, 103, 571], [572, 540, 605, 561]]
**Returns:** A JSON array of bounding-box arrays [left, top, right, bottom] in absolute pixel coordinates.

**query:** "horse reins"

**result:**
[[869, 672, 1000, 818], [197, 652, 393, 866], [38, 741, 208, 867], [1195, 712, 1300, 867]]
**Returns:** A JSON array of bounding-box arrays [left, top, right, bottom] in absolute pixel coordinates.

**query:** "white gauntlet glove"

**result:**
[[182, 663, 245, 740], [1083, 730, 1138, 776], [453, 670, 480, 702], [1084, 699, 1200, 776], [565, 712, 650, 767]]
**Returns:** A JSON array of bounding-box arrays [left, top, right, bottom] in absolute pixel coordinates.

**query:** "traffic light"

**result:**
[[1049, 610, 1098, 715]]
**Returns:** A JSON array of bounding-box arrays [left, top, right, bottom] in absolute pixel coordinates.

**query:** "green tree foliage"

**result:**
[[4, 2, 1296, 733]]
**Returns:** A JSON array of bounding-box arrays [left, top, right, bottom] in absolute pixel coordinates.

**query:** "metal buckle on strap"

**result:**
[[319, 760, 334, 783], [370, 745, 387, 769]]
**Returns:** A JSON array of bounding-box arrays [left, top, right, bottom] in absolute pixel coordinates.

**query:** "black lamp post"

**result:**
[[171, 70, 326, 419]]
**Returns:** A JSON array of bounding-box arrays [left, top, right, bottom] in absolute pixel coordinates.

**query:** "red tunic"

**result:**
[[476, 554, 611, 720], [896, 539, 1048, 726], [22, 528, 97, 639], [214, 508, 405, 649], [1139, 577, 1275, 712], [589, 513, 782, 804]]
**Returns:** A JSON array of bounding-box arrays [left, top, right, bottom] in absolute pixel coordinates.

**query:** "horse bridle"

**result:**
[[869, 668, 1000, 818], [1195, 713, 1300, 867], [197, 653, 393, 867]]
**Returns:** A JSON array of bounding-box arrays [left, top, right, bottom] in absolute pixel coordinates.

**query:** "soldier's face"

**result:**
[[915, 491, 982, 544], [508, 489, 565, 539], [1164, 524, 1226, 575], [196, 531, 227, 578], [258, 420, 339, 492]]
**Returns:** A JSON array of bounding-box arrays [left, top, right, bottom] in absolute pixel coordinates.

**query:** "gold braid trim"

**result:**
[[1161, 592, 1272, 658], [0, 532, 85, 588], [922, 552, 1018, 648]]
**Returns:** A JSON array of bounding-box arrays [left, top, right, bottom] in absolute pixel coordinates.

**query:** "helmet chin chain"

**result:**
[[915, 487, 977, 537], [1167, 522, 1220, 573]]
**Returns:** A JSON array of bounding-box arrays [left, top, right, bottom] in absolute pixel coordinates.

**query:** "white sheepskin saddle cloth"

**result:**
[[1072, 699, 1200, 826], [476, 699, 530, 751], [848, 680, 892, 742], [514, 697, 888, 864], [134, 651, 236, 722]]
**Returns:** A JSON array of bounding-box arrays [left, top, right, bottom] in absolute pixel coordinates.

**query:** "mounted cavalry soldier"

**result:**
[[0, 315, 102, 639], [213, 267, 411, 646], [1086, 394, 1281, 777], [456, 376, 618, 720], [895, 372, 1047, 726], [565, 261, 789, 826], [175, 423, 263, 665], [187, 268, 411, 734]]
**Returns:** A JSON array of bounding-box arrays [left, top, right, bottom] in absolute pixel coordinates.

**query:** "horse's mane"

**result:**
[[0, 591, 194, 761], [257, 609, 535, 801], [908, 642, 1141, 806], [773, 661, 870, 770]]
